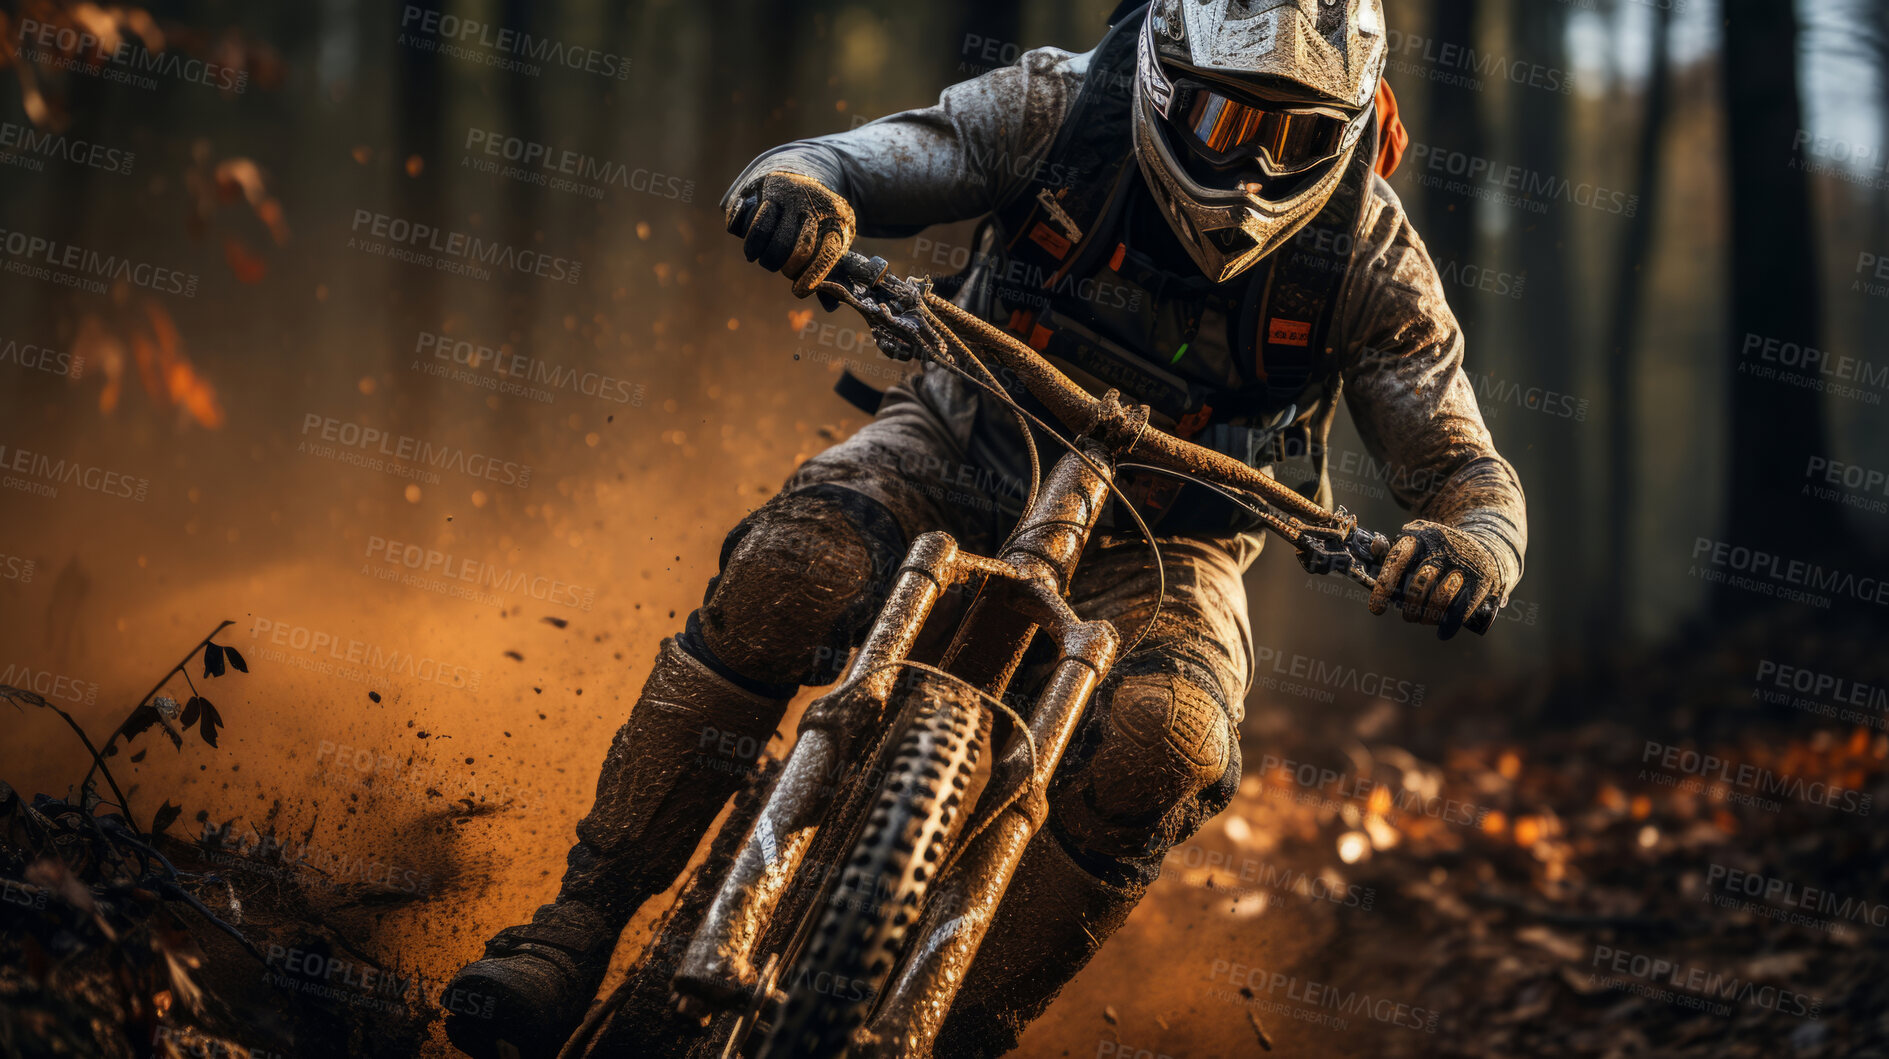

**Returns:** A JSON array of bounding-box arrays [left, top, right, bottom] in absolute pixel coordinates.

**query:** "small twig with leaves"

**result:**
[[0, 684, 137, 833], [51, 618, 249, 833]]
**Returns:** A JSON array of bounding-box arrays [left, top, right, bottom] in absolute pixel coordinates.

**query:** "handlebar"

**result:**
[[812, 247, 1499, 637]]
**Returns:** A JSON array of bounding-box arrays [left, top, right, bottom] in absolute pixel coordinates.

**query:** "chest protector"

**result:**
[[969, 5, 1380, 528]]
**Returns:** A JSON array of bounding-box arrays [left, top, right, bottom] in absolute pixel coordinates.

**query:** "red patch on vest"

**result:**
[[1268, 318, 1312, 347], [1027, 222, 1071, 260]]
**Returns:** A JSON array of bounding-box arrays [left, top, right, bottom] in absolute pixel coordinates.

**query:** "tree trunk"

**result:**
[[1509, 1, 1582, 646], [1718, 0, 1852, 605], [1597, 0, 1674, 638], [1422, 0, 1483, 342], [394, 0, 447, 437]]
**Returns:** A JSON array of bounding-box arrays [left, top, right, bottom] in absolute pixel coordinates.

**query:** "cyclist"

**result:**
[[446, 2, 1526, 1055]]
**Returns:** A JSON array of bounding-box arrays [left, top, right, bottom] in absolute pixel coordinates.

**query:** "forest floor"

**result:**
[[4, 606, 1887, 1059], [1027, 607, 1889, 1059]]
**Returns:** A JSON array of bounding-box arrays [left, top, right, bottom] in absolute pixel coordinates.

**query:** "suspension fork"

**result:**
[[671, 530, 959, 1013], [863, 443, 1122, 1055], [670, 441, 1118, 1024]]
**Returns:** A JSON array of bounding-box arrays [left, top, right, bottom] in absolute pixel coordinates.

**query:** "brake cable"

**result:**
[[912, 298, 1170, 661]]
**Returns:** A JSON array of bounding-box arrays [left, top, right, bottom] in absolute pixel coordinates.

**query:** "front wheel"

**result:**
[[760, 676, 989, 1058]]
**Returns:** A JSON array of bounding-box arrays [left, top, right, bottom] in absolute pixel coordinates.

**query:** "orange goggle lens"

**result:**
[[1180, 86, 1351, 176]]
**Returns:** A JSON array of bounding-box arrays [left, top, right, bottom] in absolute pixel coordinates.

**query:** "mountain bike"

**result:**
[[561, 250, 1498, 1059]]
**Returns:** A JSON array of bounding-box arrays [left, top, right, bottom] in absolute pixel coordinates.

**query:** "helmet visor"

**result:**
[[1172, 79, 1358, 177]]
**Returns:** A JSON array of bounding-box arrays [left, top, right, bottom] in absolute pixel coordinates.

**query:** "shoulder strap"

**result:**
[[1244, 114, 1381, 409], [988, 6, 1145, 290]]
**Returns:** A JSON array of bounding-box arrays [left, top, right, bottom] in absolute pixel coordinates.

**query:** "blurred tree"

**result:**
[[394, 0, 447, 436], [499, 0, 543, 444], [1719, 0, 1854, 599], [1422, 0, 1483, 341], [1598, 0, 1674, 638], [1509, 0, 1583, 645]]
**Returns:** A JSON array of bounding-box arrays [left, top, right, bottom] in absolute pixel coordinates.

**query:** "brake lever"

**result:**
[[812, 253, 942, 363]]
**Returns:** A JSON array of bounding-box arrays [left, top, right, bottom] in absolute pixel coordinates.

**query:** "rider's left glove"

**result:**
[[1368, 520, 1503, 640], [725, 172, 857, 298]]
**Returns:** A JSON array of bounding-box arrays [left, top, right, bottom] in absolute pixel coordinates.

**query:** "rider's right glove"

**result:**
[[1367, 519, 1504, 640], [724, 172, 857, 298]]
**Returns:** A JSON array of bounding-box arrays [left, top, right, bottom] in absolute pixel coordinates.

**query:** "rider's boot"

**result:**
[[930, 830, 1146, 1057], [443, 636, 790, 1059]]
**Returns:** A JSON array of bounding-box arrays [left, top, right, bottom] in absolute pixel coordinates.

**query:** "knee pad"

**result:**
[[1051, 666, 1237, 866], [692, 484, 905, 690]]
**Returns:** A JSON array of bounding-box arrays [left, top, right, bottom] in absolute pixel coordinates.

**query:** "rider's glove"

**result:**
[[1368, 519, 1503, 640], [725, 172, 856, 298]]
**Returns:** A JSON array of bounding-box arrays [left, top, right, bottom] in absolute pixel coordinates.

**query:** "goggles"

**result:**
[[1166, 77, 1365, 177]]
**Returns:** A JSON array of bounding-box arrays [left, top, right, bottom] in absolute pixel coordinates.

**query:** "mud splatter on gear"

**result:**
[[691, 487, 906, 690]]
